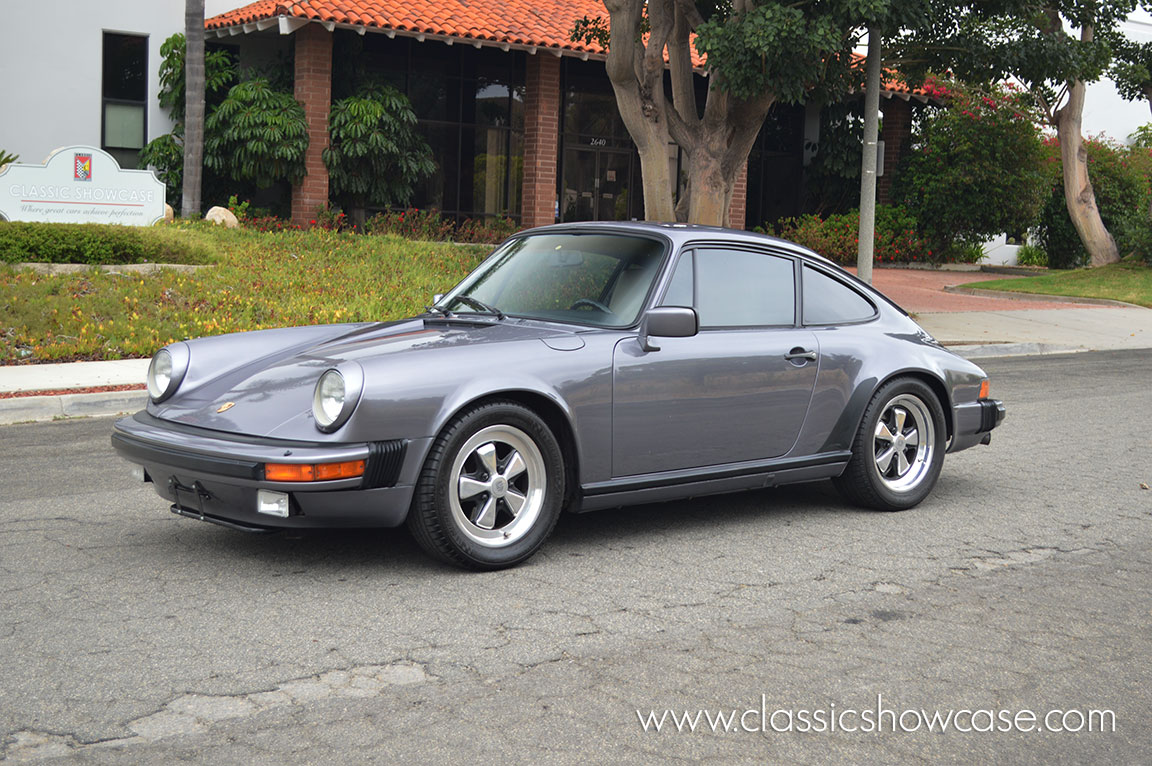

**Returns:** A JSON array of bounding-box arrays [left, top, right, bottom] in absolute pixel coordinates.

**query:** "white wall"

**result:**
[[0, 1, 245, 164]]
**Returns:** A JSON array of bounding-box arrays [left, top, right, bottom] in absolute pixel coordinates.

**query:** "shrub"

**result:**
[[894, 78, 1047, 256], [1037, 137, 1152, 268], [775, 204, 933, 265], [364, 209, 458, 241], [0, 149, 19, 167], [1016, 244, 1048, 267], [0, 222, 216, 265], [453, 216, 520, 244], [323, 86, 435, 221], [205, 78, 309, 188], [1113, 210, 1152, 264]]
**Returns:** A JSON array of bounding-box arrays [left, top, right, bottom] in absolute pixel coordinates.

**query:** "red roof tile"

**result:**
[[206, 3, 929, 97], [207, 0, 612, 56]]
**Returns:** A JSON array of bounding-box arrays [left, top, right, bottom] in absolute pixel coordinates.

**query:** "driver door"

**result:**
[[611, 246, 820, 477]]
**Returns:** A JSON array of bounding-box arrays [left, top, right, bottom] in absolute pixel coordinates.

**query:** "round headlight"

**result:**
[[311, 365, 365, 433], [147, 348, 173, 400], [313, 370, 345, 428], [145, 343, 190, 403]]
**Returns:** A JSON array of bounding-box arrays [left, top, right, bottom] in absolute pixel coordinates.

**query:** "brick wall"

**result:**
[[878, 98, 912, 205], [728, 162, 748, 230], [291, 25, 332, 223], [521, 54, 561, 228]]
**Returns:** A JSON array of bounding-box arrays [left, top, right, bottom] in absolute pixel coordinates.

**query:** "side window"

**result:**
[[802, 266, 876, 325], [660, 251, 694, 307], [695, 248, 795, 327]]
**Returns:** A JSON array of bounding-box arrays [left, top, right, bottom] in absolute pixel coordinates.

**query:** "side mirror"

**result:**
[[638, 306, 698, 352], [432, 293, 444, 304]]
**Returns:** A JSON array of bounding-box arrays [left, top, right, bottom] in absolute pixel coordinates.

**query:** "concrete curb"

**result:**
[[0, 391, 146, 425], [945, 342, 1086, 360], [941, 284, 1147, 309]]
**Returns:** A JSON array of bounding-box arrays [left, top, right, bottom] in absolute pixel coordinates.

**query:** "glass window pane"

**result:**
[[103, 34, 147, 101], [695, 248, 795, 327], [506, 130, 523, 219], [802, 266, 875, 324], [660, 252, 693, 307], [471, 127, 508, 215], [104, 103, 145, 149], [473, 81, 511, 127], [413, 124, 459, 212]]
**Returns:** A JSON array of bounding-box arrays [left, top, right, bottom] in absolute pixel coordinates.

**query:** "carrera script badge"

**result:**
[[216, 402, 236, 413]]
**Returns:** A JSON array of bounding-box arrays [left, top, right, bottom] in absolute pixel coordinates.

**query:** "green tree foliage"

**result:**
[[0, 150, 19, 167], [894, 78, 1048, 258], [571, 0, 930, 225], [205, 79, 309, 188], [1105, 10, 1152, 115], [155, 32, 236, 123], [138, 32, 236, 205], [322, 86, 435, 219], [891, 0, 1139, 265]]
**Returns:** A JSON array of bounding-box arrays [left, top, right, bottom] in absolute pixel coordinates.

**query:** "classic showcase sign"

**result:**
[[0, 146, 165, 226]]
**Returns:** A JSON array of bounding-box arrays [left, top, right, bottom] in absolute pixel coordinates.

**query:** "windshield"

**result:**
[[439, 232, 667, 328]]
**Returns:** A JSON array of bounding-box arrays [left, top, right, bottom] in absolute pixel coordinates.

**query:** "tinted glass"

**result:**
[[661, 252, 693, 307], [802, 266, 876, 325], [695, 248, 795, 327], [103, 34, 147, 101], [446, 233, 665, 327]]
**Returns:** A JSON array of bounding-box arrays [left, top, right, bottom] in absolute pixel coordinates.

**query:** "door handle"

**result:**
[[784, 348, 817, 362]]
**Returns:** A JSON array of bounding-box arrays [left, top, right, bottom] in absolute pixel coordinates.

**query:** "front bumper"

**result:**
[[112, 412, 431, 529], [948, 398, 1006, 453]]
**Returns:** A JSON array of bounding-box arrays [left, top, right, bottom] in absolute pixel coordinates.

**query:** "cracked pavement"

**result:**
[[1, 350, 1150, 763]]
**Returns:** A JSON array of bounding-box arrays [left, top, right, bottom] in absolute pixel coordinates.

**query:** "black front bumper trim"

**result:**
[[979, 399, 1006, 432], [113, 432, 261, 480]]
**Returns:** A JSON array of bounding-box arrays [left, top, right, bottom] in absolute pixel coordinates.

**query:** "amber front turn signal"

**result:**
[[264, 460, 365, 482], [978, 379, 990, 400]]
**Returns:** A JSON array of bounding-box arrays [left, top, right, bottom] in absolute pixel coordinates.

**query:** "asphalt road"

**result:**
[[1, 350, 1150, 764]]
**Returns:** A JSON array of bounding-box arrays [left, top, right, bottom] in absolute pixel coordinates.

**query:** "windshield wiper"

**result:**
[[425, 305, 454, 317], [453, 295, 506, 320]]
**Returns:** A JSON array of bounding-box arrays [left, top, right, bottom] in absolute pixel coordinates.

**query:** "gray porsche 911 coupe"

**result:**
[[112, 222, 1004, 569]]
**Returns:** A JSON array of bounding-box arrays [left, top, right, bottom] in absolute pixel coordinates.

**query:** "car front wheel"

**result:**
[[834, 378, 946, 511], [407, 401, 565, 570]]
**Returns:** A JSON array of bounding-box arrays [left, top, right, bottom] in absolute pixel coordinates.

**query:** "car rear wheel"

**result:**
[[407, 401, 565, 570], [834, 378, 946, 511]]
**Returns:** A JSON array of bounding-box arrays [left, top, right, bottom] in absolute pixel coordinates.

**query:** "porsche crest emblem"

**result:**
[[216, 401, 236, 413]]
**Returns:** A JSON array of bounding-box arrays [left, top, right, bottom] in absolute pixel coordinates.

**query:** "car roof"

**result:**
[[522, 220, 834, 266], [518, 221, 908, 316]]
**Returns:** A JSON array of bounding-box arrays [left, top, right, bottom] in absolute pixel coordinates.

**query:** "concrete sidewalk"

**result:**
[[2, 268, 1150, 424]]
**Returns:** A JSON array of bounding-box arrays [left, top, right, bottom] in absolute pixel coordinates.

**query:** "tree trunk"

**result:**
[[603, 0, 676, 222], [1055, 79, 1119, 266], [685, 148, 727, 226], [181, 0, 206, 218]]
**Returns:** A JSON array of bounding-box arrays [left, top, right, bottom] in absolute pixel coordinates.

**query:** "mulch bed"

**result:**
[[0, 383, 146, 399]]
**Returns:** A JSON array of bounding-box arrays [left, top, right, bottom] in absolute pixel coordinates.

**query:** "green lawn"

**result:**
[[975, 262, 1152, 308], [0, 223, 491, 364]]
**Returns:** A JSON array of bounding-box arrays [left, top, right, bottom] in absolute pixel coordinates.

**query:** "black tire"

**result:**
[[407, 401, 565, 570], [834, 377, 946, 511]]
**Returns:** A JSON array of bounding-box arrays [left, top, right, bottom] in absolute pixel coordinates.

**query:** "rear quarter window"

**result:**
[[802, 265, 876, 325]]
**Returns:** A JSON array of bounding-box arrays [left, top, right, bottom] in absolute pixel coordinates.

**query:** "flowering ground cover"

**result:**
[[0, 223, 490, 364]]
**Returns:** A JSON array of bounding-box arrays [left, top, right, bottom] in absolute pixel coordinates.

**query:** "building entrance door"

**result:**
[[561, 147, 636, 222]]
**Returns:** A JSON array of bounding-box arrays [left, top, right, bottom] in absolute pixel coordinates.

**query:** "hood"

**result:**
[[150, 318, 581, 438]]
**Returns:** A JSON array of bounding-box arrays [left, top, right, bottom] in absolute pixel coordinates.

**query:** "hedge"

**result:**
[[0, 222, 217, 265]]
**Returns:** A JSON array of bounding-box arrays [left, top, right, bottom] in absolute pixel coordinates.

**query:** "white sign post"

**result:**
[[0, 146, 166, 226]]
